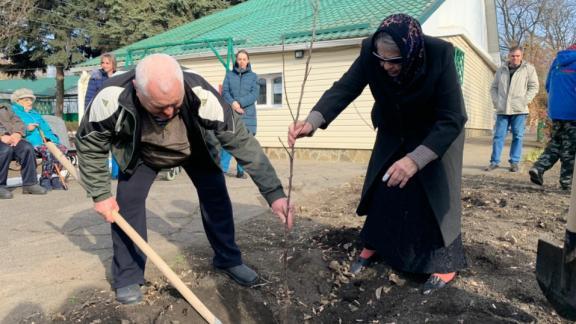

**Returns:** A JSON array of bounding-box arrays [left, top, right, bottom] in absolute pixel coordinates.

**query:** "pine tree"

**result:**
[[1, 0, 240, 115], [88, 0, 228, 52], [1, 1, 93, 115]]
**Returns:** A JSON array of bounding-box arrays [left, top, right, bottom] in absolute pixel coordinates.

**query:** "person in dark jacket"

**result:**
[[85, 52, 117, 109], [289, 14, 468, 294], [76, 54, 293, 304], [220, 50, 259, 178], [529, 45, 576, 190], [0, 104, 47, 199], [85, 52, 120, 179]]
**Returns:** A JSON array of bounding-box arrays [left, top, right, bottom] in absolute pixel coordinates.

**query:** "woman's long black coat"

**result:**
[[312, 35, 468, 247]]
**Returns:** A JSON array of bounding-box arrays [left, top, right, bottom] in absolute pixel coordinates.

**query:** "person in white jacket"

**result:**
[[486, 46, 539, 172]]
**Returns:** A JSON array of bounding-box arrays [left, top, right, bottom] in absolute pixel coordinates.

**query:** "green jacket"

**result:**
[[76, 70, 285, 204]]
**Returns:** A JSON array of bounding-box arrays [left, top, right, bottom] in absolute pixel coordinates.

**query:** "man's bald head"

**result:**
[[134, 54, 185, 120]]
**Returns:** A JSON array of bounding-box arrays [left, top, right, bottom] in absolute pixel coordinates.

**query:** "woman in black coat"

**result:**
[[288, 14, 468, 294]]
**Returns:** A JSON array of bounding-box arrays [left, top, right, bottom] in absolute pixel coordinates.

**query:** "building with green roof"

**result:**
[[73, 0, 500, 161], [0, 76, 80, 120]]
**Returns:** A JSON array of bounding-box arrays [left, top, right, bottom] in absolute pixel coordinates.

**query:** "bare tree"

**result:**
[[278, 0, 319, 320], [497, 0, 576, 66], [542, 0, 576, 51], [497, 0, 547, 50], [0, 0, 34, 45]]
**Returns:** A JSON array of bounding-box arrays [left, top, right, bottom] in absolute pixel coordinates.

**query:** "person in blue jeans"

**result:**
[[221, 50, 259, 178], [486, 46, 539, 172], [489, 114, 528, 171]]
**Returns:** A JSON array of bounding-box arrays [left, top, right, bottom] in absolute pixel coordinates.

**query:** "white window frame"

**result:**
[[256, 73, 283, 109]]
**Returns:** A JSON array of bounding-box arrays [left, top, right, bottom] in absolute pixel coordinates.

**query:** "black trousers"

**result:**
[[112, 162, 242, 289], [0, 140, 38, 187]]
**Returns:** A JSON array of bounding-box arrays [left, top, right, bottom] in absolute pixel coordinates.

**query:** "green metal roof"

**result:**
[[0, 76, 80, 97], [78, 0, 444, 67]]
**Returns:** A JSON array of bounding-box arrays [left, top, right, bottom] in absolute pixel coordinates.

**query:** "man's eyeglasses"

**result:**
[[372, 52, 403, 65]]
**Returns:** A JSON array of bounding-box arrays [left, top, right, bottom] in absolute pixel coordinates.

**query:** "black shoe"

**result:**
[[484, 163, 498, 171], [529, 168, 544, 186], [22, 184, 48, 195], [216, 264, 258, 286], [0, 187, 13, 199], [509, 163, 519, 172], [350, 256, 371, 275], [421, 275, 451, 295], [116, 284, 143, 304], [236, 172, 247, 179]]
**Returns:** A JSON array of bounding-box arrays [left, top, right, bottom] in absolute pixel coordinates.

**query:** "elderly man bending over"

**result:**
[[76, 54, 292, 304]]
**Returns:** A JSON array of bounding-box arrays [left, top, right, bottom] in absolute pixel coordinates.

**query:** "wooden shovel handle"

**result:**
[[38, 130, 68, 190], [112, 212, 221, 323], [43, 141, 222, 324]]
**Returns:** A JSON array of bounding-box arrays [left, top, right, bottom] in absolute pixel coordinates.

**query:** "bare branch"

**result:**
[[542, 0, 576, 51], [277, 136, 293, 158], [281, 38, 295, 121], [278, 0, 320, 320], [293, 0, 319, 123], [0, 0, 34, 45]]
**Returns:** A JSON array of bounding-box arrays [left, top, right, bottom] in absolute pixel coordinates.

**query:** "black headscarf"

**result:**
[[372, 14, 426, 86]]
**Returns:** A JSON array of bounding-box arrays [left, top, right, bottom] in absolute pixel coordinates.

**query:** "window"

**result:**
[[257, 73, 282, 108]]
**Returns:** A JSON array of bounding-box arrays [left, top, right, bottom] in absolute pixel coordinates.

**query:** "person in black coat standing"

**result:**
[[288, 14, 468, 294]]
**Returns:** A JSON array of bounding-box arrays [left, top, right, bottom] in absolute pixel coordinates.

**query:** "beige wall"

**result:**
[[180, 36, 495, 151], [181, 46, 376, 150], [443, 35, 496, 132]]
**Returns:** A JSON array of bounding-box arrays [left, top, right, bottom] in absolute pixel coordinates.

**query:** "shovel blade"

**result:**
[[536, 238, 576, 320]]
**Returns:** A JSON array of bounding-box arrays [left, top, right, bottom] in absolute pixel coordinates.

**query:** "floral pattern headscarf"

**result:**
[[373, 14, 426, 86]]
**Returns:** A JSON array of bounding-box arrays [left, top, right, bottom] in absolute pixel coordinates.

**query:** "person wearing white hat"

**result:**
[[12, 88, 68, 190]]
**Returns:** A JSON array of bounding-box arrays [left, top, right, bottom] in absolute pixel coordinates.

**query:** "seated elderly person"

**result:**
[[11, 88, 68, 190], [0, 103, 47, 198]]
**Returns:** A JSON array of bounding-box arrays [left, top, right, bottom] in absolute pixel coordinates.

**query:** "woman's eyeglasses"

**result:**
[[372, 52, 403, 65]]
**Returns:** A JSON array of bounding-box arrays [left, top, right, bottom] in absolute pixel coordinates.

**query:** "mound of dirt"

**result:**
[[15, 171, 573, 323]]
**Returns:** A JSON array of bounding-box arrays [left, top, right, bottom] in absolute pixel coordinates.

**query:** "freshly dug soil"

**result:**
[[15, 169, 572, 324]]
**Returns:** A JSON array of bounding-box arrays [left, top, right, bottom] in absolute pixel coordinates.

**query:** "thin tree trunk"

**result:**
[[55, 65, 64, 117]]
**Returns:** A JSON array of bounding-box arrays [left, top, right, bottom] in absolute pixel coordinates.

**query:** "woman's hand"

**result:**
[[288, 121, 313, 147], [27, 123, 38, 131], [232, 101, 244, 114], [382, 156, 418, 188]]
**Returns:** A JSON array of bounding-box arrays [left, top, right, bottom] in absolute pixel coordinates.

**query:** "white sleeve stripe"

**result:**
[[88, 86, 124, 122], [191, 86, 225, 122]]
